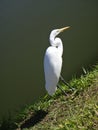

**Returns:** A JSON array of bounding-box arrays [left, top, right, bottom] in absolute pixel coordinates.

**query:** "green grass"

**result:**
[[0, 65, 98, 130]]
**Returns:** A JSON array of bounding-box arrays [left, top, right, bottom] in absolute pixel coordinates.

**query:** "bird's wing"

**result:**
[[44, 47, 62, 95]]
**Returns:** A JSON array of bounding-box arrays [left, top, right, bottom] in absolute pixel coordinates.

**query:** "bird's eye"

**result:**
[[57, 30, 59, 33]]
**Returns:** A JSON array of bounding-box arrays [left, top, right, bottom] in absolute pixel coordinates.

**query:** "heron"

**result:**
[[44, 26, 71, 96]]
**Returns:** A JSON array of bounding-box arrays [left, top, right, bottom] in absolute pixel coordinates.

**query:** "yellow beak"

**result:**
[[59, 26, 70, 33]]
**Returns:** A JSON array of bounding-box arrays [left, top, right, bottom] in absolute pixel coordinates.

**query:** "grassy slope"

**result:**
[[0, 65, 98, 130]]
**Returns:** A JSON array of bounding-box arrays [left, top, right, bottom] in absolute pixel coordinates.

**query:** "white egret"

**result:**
[[44, 26, 70, 96]]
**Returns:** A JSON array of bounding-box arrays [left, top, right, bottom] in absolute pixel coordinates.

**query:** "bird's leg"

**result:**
[[57, 84, 68, 96], [60, 75, 74, 91], [60, 75, 70, 86]]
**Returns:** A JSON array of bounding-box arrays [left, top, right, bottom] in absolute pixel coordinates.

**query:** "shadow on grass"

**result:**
[[21, 110, 48, 129]]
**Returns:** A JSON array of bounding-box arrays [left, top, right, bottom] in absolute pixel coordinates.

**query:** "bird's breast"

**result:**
[[45, 47, 61, 59], [44, 46, 62, 78]]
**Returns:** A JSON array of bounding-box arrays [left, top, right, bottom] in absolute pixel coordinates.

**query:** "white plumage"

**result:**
[[44, 26, 70, 95]]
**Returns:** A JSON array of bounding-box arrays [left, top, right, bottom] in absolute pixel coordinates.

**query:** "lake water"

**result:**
[[0, 0, 98, 117]]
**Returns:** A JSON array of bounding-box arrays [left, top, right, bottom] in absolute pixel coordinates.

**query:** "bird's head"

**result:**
[[50, 26, 70, 38]]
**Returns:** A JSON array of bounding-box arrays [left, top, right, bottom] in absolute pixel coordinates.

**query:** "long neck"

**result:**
[[50, 35, 63, 56], [49, 32, 55, 46]]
